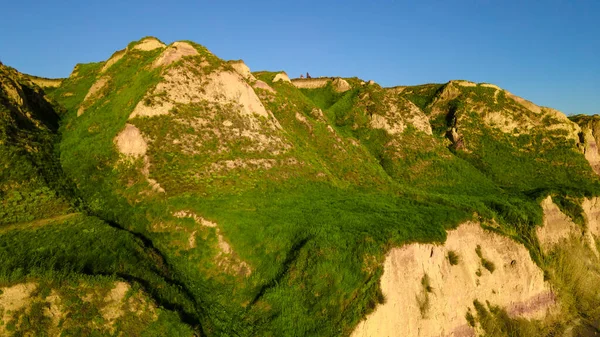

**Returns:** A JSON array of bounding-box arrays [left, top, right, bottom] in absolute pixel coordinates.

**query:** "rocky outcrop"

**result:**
[[537, 196, 580, 252], [273, 72, 291, 83], [352, 222, 555, 337], [132, 37, 166, 51]]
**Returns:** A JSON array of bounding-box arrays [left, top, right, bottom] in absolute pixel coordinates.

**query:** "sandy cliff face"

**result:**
[[352, 222, 555, 337], [571, 115, 600, 175]]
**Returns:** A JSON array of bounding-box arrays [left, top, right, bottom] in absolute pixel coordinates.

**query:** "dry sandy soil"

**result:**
[[352, 222, 555, 337]]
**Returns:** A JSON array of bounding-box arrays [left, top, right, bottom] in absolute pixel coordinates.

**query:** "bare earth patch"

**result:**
[[537, 196, 580, 252], [131, 67, 271, 120], [78, 76, 109, 116], [352, 222, 555, 337], [291, 78, 330, 89], [582, 129, 600, 174], [153, 42, 199, 68], [114, 124, 165, 193], [253, 80, 275, 93], [0, 282, 37, 334], [229, 60, 256, 81], [273, 72, 291, 83], [370, 113, 404, 135], [115, 123, 147, 157], [332, 78, 351, 92], [0, 282, 37, 313], [100, 281, 130, 323], [101, 49, 126, 73], [583, 197, 600, 237], [132, 37, 166, 51]]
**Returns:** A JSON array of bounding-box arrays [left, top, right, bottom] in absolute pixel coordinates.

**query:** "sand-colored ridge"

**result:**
[[229, 60, 256, 81], [583, 128, 600, 175], [78, 76, 109, 116], [332, 77, 351, 92], [582, 198, 600, 237], [153, 41, 199, 68], [537, 196, 580, 252], [253, 79, 275, 93], [273, 72, 291, 83], [22, 74, 63, 88], [480, 83, 501, 90], [405, 99, 433, 135], [291, 77, 330, 89], [132, 37, 166, 51], [451, 80, 477, 87], [131, 68, 271, 120], [352, 222, 555, 337], [101, 49, 127, 73], [0, 79, 25, 107], [370, 113, 404, 135]]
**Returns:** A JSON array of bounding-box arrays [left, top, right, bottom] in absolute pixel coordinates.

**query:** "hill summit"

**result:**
[[1, 37, 600, 336]]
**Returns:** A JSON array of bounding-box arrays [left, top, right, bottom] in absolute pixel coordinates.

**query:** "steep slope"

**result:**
[[0, 63, 197, 336], [570, 114, 600, 174], [0, 64, 71, 224], [297, 77, 600, 335], [14, 35, 596, 336]]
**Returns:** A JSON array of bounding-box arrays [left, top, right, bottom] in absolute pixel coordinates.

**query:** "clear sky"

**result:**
[[1, 0, 598, 115]]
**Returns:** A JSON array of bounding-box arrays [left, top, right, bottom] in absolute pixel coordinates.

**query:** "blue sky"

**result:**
[[1, 0, 598, 115]]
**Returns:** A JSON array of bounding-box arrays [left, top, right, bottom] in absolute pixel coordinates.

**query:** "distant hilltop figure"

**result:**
[[300, 74, 304, 78], [306, 72, 312, 79]]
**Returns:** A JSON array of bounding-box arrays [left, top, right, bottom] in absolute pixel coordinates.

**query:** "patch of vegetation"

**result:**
[[7, 35, 600, 336], [0, 214, 197, 335], [469, 299, 566, 337], [399, 83, 444, 112], [544, 238, 600, 333], [416, 274, 433, 318], [476, 245, 496, 273], [447, 250, 460, 265]]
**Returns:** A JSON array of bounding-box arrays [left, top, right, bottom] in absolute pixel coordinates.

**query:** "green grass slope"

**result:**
[[0, 36, 593, 336], [0, 63, 197, 336]]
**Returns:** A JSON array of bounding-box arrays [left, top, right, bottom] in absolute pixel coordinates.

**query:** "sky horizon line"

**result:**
[[1, 1, 597, 115]]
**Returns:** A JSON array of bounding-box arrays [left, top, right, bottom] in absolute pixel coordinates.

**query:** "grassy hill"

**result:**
[[0, 37, 599, 336]]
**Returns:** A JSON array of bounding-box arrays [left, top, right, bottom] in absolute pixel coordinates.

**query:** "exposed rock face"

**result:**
[[229, 60, 256, 81], [115, 124, 147, 157], [114, 124, 164, 193], [352, 222, 555, 337], [132, 37, 166, 51], [22, 75, 63, 88], [570, 115, 600, 175], [273, 72, 291, 83], [131, 64, 272, 121], [153, 42, 199, 68], [332, 78, 351, 92], [537, 196, 580, 252], [101, 49, 127, 73], [582, 197, 600, 237], [370, 91, 433, 136], [582, 129, 600, 174], [291, 78, 330, 89], [427, 81, 581, 152], [253, 79, 275, 93]]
